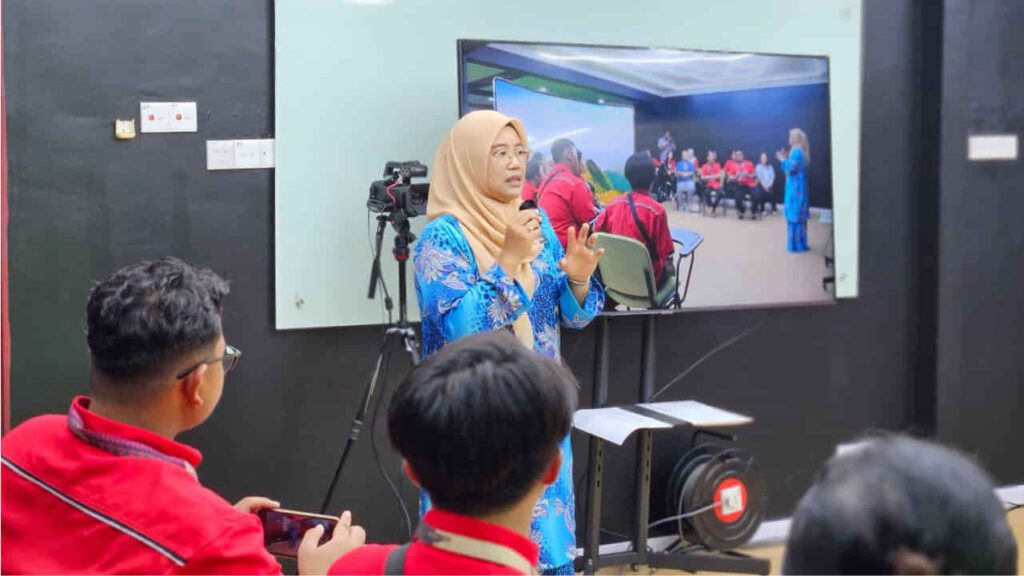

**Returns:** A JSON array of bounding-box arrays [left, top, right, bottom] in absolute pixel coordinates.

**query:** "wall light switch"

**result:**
[[234, 139, 262, 169], [207, 140, 236, 170], [167, 102, 198, 133], [140, 102, 171, 133]]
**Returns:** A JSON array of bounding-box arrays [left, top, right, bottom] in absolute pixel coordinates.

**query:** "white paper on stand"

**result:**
[[573, 407, 673, 446], [638, 400, 752, 427]]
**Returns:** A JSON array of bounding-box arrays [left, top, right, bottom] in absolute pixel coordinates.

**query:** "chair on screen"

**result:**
[[592, 233, 678, 310]]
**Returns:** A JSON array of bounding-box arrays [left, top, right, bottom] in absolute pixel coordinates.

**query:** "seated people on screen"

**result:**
[[329, 331, 577, 575], [756, 152, 777, 215], [699, 150, 725, 214], [537, 138, 600, 249], [674, 149, 697, 212], [522, 153, 546, 202], [595, 152, 674, 286], [784, 435, 1017, 575], [734, 150, 759, 219], [0, 258, 364, 575]]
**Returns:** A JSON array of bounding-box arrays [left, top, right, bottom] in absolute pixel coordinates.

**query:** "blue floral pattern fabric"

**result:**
[[413, 211, 604, 571]]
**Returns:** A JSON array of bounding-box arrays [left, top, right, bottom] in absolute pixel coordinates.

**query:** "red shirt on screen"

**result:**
[[724, 159, 740, 181], [701, 162, 723, 188], [0, 396, 281, 575], [738, 160, 757, 186], [537, 164, 599, 248], [595, 190, 674, 284], [329, 509, 539, 575], [521, 180, 538, 202]]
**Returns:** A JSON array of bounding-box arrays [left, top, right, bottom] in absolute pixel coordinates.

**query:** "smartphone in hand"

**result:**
[[257, 508, 339, 558]]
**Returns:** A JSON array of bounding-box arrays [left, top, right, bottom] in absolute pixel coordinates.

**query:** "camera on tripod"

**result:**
[[367, 161, 429, 223]]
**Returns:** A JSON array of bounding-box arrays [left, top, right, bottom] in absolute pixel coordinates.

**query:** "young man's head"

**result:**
[[736, 150, 745, 162], [551, 138, 581, 176], [707, 150, 717, 163], [784, 435, 1017, 575], [87, 257, 234, 432], [624, 152, 655, 192], [388, 331, 577, 517]]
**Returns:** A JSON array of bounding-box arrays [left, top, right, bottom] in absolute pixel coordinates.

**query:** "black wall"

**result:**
[[3, 0, 1020, 552], [935, 0, 1024, 484], [636, 83, 833, 209]]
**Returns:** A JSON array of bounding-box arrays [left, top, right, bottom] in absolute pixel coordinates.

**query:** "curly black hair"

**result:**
[[86, 257, 229, 385]]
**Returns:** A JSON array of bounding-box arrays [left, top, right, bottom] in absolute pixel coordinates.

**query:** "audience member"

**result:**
[[699, 150, 725, 215], [0, 258, 364, 574], [657, 129, 676, 165], [675, 149, 697, 211], [522, 153, 545, 202], [595, 152, 674, 286], [784, 435, 1017, 575], [537, 138, 600, 248], [734, 150, 759, 219], [756, 152, 776, 215], [329, 331, 578, 575]]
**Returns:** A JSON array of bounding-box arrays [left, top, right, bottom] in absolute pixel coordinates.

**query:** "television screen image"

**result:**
[[459, 40, 835, 311]]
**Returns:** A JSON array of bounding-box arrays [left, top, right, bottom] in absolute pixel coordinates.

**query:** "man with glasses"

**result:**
[[1, 257, 364, 574]]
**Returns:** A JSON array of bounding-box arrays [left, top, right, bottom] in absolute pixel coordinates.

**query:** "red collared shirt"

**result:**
[[595, 190, 674, 284], [328, 509, 539, 575], [701, 162, 723, 188], [537, 163, 599, 248], [737, 160, 756, 186], [0, 396, 281, 575]]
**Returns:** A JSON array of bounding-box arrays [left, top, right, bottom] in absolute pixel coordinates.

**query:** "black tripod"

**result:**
[[320, 214, 420, 519]]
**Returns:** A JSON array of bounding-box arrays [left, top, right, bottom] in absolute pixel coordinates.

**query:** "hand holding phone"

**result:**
[[298, 510, 366, 576], [258, 508, 340, 558]]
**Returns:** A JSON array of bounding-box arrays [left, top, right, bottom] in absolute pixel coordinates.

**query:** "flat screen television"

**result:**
[[458, 40, 834, 311]]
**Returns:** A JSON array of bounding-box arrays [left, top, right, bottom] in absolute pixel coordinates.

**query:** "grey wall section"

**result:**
[[936, 0, 1024, 482], [5, 0, 1010, 551]]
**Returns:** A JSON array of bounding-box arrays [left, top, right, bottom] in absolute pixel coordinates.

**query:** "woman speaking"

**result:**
[[777, 128, 811, 252], [413, 110, 605, 574]]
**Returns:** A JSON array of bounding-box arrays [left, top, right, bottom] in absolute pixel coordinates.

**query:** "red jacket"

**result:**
[[329, 509, 539, 575], [536, 164, 598, 248], [595, 190, 674, 284], [0, 397, 281, 575]]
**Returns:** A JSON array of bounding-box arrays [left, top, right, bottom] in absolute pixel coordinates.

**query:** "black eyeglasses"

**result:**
[[176, 345, 242, 379]]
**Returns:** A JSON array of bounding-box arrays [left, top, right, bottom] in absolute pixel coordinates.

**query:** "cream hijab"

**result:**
[[427, 110, 536, 347]]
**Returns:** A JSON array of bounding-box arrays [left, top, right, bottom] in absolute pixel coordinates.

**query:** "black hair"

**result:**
[[624, 152, 655, 191], [783, 435, 1017, 575], [388, 331, 577, 516], [526, 154, 544, 183], [550, 138, 576, 166], [87, 257, 229, 387]]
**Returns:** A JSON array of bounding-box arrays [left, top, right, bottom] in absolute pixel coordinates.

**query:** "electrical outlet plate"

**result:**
[[141, 101, 197, 133]]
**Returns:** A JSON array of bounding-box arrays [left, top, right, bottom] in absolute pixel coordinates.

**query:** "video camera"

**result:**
[[367, 161, 429, 222]]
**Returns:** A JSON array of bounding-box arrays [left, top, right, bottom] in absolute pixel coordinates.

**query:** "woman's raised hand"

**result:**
[[498, 209, 544, 276]]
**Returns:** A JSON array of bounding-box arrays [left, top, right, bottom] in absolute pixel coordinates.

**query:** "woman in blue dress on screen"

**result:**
[[777, 128, 811, 252], [413, 110, 605, 574]]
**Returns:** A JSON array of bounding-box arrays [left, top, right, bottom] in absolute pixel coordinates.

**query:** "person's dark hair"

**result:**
[[550, 138, 576, 166], [624, 152, 655, 191], [388, 331, 577, 516], [87, 257, 229, 387], [526, 153, 544, 183], [783, 435, 1017, 575]]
